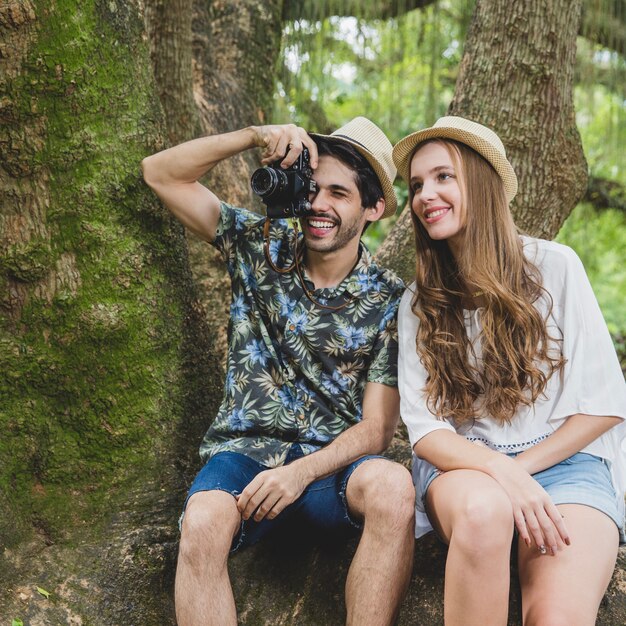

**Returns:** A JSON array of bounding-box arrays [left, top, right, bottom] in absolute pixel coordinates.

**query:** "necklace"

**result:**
[[263, 218, 355, 312]]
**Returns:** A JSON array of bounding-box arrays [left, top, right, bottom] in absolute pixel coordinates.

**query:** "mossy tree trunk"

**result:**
[[0, 0, 220, 623], [377, 0, 588, 282]]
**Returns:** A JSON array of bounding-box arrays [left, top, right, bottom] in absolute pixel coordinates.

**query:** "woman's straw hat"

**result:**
[[312, 117, 398, 217], [392, 116, 518, 202]]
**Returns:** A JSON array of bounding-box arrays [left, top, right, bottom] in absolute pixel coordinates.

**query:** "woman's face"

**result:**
[[409, 141, 465, 253]]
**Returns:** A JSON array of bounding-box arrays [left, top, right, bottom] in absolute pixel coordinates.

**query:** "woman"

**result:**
[[392, 116, 626, 626]]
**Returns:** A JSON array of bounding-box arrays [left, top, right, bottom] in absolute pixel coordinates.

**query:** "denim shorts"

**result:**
[[422, 451, 625, 544], [180, 445, 388, 552]]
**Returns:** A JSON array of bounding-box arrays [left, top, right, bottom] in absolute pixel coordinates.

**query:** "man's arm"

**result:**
[[140, 124, 319, 242], [237, 382, 400, 522]]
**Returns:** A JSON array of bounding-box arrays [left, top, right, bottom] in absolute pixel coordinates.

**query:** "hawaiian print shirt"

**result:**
[[199, 203, 405, 468]]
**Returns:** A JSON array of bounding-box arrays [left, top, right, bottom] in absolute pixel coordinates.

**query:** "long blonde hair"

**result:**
[[410, 139, 565, 424]]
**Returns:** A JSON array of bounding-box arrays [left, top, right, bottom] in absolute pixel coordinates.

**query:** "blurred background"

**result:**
[[275, 0, 625, 338]]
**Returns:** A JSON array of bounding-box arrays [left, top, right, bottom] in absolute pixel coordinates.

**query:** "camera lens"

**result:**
[[251, 167, 286, 198]]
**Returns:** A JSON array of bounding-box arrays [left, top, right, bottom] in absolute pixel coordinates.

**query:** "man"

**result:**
[[141, 117, 414, 626]]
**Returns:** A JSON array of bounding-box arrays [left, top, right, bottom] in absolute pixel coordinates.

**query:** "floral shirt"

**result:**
[[199, 203, 404, 468]]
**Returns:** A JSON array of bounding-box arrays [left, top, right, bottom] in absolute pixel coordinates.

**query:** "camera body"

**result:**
[[251, 148, 317, 219]]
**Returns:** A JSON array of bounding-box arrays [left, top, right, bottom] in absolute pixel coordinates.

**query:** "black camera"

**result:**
[[251, 148, 317, 219]]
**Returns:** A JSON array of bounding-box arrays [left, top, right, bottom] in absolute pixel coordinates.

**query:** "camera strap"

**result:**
[[262, 218, 355, 312]]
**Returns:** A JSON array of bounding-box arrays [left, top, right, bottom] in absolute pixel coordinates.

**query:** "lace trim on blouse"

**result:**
[[466, 432, 552, 452]]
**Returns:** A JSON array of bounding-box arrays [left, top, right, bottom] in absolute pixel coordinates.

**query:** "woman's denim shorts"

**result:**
[[423, 451, 625, 544], [180, 445, 389, 552]]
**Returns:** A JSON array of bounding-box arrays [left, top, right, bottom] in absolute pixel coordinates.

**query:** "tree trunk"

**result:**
[[0, 1, 219, 622], [144, 0, 286, 365], [377, 0, 588, 282]]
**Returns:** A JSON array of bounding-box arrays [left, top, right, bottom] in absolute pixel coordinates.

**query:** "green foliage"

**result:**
[[275, 2, 472, 141], [556, 203, 626, 336], [276, 3, 625, 330], [575, 38, 626, 185]]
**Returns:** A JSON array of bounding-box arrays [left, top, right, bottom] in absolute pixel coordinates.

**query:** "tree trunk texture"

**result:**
[[0, 0, 220, 622], [144, 0, 199, 145], [145, 0, 286, 365], [377, 0, 588, 282]]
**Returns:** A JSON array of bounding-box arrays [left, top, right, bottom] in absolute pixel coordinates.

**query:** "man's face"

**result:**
[[300, 155, 376, 254]]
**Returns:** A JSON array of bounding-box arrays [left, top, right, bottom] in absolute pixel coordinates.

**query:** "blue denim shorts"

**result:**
[[181, 445, 388, 552], [423, 451, 625, 543]]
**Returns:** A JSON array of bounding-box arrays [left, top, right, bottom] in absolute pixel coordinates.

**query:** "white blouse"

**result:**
[[398, 237, 626, 539]]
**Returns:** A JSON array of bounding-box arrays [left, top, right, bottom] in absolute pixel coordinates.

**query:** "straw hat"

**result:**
[[392, 116, 518, 202], [311, 117, 398, 218]]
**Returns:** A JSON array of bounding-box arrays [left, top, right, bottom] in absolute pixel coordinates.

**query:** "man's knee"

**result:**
[[179, 491, 240, 567], [347, 459, 415, 528]]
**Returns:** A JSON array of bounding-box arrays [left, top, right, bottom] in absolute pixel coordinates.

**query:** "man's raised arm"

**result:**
[[140, 124, 318, 243]]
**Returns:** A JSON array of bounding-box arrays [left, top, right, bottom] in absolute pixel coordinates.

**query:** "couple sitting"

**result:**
[[142, 115, 626, 626]]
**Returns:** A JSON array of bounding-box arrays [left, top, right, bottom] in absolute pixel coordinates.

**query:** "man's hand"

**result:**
[[249, 124, 319, 169], [236, 463, 309, 522]]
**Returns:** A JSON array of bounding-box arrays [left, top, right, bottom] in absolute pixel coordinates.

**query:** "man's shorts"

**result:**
[[180, 444, 389, 552]]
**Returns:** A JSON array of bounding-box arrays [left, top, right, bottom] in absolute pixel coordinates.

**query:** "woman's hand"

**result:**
[[486, 453, 570, 555]]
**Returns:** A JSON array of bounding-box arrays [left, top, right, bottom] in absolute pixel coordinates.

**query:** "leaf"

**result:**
[[12, 619, 24, 626], [36, 586, 51, 599]]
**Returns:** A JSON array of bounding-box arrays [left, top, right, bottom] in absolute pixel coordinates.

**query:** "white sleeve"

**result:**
[[398, 284, 456, 448], [536, 242, 626, 511], [541, 243, 626, 426]]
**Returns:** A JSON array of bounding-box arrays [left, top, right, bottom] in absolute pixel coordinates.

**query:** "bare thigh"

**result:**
[[425, 469, 514, 544], [517, 503, 619, 626]]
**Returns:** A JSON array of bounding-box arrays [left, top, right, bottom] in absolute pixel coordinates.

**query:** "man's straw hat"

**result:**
[[312, 117, 398, 218], [392, 116, 518, 202]]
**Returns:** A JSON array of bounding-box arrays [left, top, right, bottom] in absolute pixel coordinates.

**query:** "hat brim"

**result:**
[[392, 127, 518, 202], [311, 133, 397, 218]]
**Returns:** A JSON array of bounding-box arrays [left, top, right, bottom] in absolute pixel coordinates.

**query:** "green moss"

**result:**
[[0, 238, 55, 282], [0, 0, 214, 549]]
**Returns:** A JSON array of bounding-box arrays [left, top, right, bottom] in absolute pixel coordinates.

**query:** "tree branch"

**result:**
[[585, 175, 626, 212], [282, 0, 438, 21], [580, 0, 626, 56]]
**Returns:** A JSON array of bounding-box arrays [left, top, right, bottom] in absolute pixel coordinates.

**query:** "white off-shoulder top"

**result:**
[[398, 237, 626, 539]]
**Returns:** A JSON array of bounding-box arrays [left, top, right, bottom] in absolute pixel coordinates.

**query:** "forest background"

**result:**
[[1, 0, 624, 624]]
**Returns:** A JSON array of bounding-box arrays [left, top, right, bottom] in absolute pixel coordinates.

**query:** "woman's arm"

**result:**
[[514, 413, 623, 475]]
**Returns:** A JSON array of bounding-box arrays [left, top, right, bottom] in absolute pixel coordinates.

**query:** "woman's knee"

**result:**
[[450, 487, 514, 554]]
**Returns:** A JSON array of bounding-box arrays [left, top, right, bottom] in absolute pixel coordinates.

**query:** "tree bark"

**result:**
[[377, 0, 588, 281], [145, 0, 286, 364], [144, 0, 199, 144], [0, 0, 218, 621]]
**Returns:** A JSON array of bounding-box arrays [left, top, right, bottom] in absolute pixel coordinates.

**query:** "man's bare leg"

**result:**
[[175, 490, 241, 626], [344, 459, 415, 626]]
